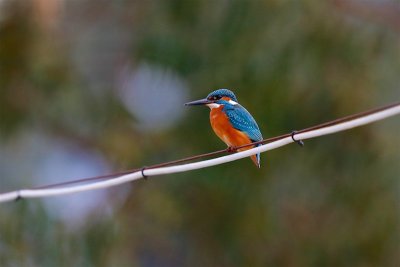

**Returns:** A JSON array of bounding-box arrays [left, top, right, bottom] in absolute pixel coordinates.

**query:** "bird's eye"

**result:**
[[208, 95, 221, 101]]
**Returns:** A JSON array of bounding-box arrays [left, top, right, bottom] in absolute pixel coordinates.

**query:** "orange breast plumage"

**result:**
[[210, 106, 251, 147], [210, 106, 259, 166]]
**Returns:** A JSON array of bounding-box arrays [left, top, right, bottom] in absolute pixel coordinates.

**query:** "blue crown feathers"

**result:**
[[207, 89, 238, 102]]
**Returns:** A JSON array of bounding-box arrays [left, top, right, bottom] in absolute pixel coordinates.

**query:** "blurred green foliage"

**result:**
[[0, 0, 399, 266]]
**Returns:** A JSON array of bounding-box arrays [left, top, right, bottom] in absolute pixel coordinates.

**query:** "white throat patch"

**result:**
[[206, 103, 221, 109]]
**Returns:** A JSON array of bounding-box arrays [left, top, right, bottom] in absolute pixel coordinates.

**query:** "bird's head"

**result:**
[[185, 89, 238, 109]]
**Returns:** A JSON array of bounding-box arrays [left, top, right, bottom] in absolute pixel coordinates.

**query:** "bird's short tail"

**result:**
[[250, 149, 261, 168]]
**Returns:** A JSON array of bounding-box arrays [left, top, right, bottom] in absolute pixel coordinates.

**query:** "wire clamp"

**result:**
[[291, 130, 304, 147], [15, 191, 22, 202], [141, 167, 148, 179]]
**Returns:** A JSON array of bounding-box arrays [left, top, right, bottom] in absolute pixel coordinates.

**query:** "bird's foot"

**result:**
[[227, 146, 238, 153]]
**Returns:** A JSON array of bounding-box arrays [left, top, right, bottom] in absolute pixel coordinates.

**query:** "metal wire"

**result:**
[[0, 101, 399, 202], [33, 101, 400, 189]]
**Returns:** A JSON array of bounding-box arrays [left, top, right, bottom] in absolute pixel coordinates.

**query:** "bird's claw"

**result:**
[[227, 146, 238, 153]]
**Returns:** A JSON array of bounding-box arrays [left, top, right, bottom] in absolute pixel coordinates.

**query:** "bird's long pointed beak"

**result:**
[[184, 98, 213, 106]]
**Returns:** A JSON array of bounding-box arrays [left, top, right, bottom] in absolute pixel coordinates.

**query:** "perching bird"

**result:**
[[185, 89, 263, 168]]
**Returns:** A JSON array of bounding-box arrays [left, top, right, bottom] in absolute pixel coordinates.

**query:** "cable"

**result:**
[[0, 101, 399, 203], [28, 101, 400, 189]]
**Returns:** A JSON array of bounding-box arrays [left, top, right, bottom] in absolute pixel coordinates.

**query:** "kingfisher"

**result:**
[[185, 89, 263, 168]]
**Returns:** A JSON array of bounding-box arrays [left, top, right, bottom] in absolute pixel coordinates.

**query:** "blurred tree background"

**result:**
[[0, 0, 399, 266]]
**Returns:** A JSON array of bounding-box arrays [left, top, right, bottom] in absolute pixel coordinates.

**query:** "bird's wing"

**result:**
[[224, 104, 263, 142]]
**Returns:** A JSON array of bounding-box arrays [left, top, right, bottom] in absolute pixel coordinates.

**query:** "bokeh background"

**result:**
[[1, 0, 399, 266]]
